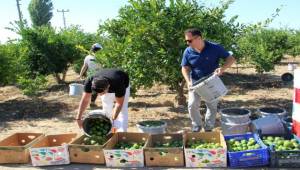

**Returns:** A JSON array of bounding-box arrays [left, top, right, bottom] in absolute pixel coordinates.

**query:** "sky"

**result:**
[[0, 0, 299, 43]]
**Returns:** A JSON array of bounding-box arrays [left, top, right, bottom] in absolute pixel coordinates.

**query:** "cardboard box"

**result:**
[[184, 131, 227, 168], [29, 133, 77, 166], [144, 133, 184, 167], [103, 132, 149, 167], [69, 134, 112, 164], [0, 133, 44, 164]]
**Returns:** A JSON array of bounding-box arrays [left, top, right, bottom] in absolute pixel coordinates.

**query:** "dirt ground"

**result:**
[[0, 56, 297, 140]]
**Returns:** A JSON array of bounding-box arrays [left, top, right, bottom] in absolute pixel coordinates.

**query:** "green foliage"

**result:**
[[237, 29, 291, 73], [0, 43, 25, 85], [19, 26, 83, 82], [62, 26, 102, 74], [17, 74, 47, 96], [97, 0, 240, 100], [287, 30, 300, 57], [28, 0, 53, 27]]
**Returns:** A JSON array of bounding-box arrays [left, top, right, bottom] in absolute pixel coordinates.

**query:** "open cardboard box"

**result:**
[[69, 134, 112, 164], [29, 133, 77, 166], [0, 133, 44, 164], [103, 132, 149, 167], [184, 131, 227, 167], [144, 133, 184, 167]]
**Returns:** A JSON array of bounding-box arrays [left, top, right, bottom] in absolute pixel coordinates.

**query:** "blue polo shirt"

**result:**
[[181, 41, 230, 83]]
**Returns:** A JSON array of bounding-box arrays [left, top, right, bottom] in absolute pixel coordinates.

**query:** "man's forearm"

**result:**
[[79, 65, 88, 77], [76, 98, 89, 119], [182, 67, 191, 83], [112, 103, 123, 120], [221, 56, 236, 71]]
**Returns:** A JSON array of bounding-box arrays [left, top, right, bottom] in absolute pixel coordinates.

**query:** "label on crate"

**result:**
[[185, 149, 227, 168], [104, 149, 144, 167], [30, 145, 70, 166]]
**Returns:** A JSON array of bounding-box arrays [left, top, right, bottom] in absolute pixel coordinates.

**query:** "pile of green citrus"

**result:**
[[227, 137, 260, 152], [262, 136, 300, 151], [186, 140, 222, 149], [154, 140, 182, 148], [114, 141, 145, 150]]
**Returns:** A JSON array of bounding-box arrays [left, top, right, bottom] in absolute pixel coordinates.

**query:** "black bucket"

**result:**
[[82, 111, 112, 137]]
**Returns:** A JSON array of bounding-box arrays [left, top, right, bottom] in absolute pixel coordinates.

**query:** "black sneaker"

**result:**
[[192, 126, 201, 132]]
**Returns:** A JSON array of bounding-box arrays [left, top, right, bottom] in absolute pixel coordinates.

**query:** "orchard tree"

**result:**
[[19, 26, 82, 83], [97, 0, 241, 105]]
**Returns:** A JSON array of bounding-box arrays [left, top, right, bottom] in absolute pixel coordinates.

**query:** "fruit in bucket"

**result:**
[[186, 139, 222, 149], [81, 118, 111, 145], [86, 118, 111, 136]]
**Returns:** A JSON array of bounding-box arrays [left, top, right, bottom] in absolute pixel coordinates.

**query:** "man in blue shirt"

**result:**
[[181, 28, 235, 132]]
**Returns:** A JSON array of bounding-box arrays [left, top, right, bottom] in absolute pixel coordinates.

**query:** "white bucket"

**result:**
[[192, 74, 228, 102], [69, 83, 84, 96], [288, 63, 294, 71]]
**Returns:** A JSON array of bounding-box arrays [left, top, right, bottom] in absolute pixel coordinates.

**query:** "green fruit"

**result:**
[[90, 140, 96, 145], [267, 136, 274, 141], [283, 141, 292, 148]]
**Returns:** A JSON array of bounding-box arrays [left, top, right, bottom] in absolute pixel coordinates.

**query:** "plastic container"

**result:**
[[191, 74, 228, 102], [69, 83, 84, 96], [221, 120, 250, 135], [258, 107, 287, 119], [221, 108, 251, 124], [82, 110, 112, 137], [225, 133, 269, 168], [136, 120, 167, 134], [251, 115, 286, 135], [260, 133, 300, 168], [282, 116, 292, 127], [282, 116, 293, 132]]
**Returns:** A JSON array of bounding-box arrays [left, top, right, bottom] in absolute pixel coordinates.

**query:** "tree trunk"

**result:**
[[62, 70, 67, 82], [175, 79, 186, 107], [54, 73, 63, 84]]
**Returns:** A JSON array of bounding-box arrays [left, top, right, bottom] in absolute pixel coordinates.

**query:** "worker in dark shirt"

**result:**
[[76, 68, 130, 132]]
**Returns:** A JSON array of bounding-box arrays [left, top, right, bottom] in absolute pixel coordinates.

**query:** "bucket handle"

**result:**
[[192, 73, 216, 86]]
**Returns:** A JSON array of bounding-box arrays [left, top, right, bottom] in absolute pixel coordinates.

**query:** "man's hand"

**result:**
[[187, 81, 193, 90], [214, 68, 225, 76]]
